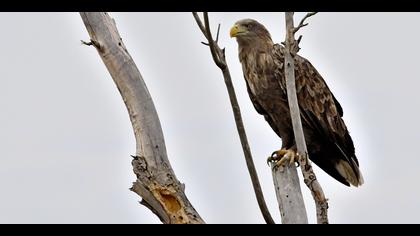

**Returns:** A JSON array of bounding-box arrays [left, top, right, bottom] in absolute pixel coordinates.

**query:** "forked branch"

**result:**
[[293, 12, 318, 34]]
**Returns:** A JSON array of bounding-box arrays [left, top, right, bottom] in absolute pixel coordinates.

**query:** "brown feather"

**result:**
[[234, 19, 363, 187]]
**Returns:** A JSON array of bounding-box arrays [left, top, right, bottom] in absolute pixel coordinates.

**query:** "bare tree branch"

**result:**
[[80, 39, 94, 46], [284, 11, 329, 224], [293, 12, 318, 34], [215, 24, 221, 44], [192, 12, 275, 224], [192, 12, 209, 41], [203, 13, 226, 69], [80, 12, 204, 224]]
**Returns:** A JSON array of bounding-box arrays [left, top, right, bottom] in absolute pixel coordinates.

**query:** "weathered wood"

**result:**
[[193, 12, 275, 224], [80, 12, 204, 224], [271, 164, 308, 224], [284, 12, 328, 224], [270, 15, 310, 222]]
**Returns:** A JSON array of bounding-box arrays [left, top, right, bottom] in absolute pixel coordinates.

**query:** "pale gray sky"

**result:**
[[0, 12, 419, 223]]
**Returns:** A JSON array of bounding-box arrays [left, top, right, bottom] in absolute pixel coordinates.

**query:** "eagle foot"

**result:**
[[267, 149, 300, 168]]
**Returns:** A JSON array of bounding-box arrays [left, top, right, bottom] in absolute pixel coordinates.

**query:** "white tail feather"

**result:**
[[335, 159, 364, 187]]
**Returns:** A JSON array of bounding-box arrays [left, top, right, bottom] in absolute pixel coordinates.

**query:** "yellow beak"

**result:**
[[230, 24, 246, 38]]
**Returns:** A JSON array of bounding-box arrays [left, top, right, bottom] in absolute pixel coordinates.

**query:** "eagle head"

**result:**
[[230, 19, 272, 46]]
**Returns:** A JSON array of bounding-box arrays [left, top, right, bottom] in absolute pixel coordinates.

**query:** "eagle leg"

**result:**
[[267, 149, 300, 168]]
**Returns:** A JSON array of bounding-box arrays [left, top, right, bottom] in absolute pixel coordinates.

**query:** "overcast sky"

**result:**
[[0, 12, 419, 224]]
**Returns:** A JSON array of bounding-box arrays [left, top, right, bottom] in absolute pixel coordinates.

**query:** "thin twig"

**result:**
[[192, 12, 275, 224], [293, 12, 318, 34], [215, 24, 221, 44], [203, 13, 226, 69], [80, 39, 102, 51], [81, 40, 93, 46]]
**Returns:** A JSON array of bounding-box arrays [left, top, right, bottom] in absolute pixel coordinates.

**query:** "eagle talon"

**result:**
[[270, 151, 279, 158], [267, 150, 282, 166], [266, 155, 276, 166], [295, 153, 301, 167], [267, 148, 299, 168]]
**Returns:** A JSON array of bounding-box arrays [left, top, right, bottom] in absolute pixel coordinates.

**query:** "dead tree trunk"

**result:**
[[271, 163, 307, 223], [282, 12, 329, 224], [79, 12, 204, 224]]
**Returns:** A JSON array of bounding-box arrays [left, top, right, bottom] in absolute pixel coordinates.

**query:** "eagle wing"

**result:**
[[244, 78, 283, 138], [272, 44, 359, 169]]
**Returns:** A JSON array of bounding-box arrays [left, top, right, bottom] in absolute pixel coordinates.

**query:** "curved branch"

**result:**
[[80, 12, 204, 224], [193, 12, 275, 224]]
